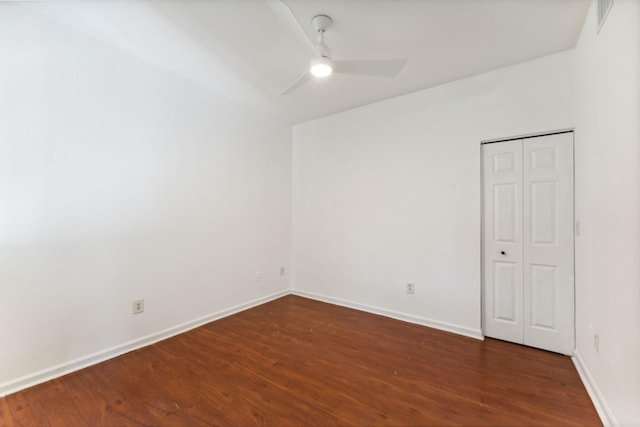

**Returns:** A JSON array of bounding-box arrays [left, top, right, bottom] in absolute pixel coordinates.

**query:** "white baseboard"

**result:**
[[572, 349, 617, 426], [0, 289, 289, 398], [1, 288, 483, 398], [3, 287, 615, 427], [292, 289, 484, 340]]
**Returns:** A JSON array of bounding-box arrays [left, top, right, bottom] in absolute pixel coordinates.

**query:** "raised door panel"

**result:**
[[494, 184, 517, 243], [493, 261, 518, 322], [530, 181, 557, 245], [530, 264, 557, 329]]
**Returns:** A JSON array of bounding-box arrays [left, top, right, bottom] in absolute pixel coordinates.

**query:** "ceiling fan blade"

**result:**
[[264, 0, 317, 59], [281, 71, 312, 95], [333, 59, 407, 77]]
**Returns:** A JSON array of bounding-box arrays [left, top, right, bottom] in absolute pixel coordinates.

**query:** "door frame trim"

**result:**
[[479, 128, 576, 351]]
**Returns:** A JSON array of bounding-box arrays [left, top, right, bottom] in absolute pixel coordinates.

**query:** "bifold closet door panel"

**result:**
[[522, 133, 574, 355], [482, 140, 524, 345]]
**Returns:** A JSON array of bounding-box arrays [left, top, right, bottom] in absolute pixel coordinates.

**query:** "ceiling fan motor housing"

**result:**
[[312, 15, 332, 58]]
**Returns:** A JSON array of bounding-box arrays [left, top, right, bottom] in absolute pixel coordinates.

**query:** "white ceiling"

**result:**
[[21, 0, 590, 123]]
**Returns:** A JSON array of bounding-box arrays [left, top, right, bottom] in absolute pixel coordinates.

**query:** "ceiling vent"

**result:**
[[597, 0, 613, 32]]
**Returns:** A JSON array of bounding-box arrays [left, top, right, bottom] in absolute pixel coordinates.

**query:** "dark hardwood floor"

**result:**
[[0, 295, 600, 426]]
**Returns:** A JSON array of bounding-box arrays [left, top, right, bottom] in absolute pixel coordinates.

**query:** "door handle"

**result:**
[[500, 251, 506, 255]]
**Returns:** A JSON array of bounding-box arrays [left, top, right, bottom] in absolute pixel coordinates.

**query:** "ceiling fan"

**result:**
[[266, 0, 407, 95]]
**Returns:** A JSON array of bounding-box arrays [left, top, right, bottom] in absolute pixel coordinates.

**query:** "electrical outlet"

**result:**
[[594, 334, 600, 352], [280, 266, 285, 276], [406, 283, 415, 294], [256, 272, 262, 282], [132, 299, 144, 314]]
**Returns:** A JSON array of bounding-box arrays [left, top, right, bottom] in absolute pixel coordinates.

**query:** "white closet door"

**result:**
[[483, 132, 574, 355], [523, 133, 574, 355], [483, 140, 524, 344]]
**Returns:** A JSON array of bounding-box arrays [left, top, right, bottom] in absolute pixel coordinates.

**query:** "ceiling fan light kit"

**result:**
[[310, 57, 333, 77]]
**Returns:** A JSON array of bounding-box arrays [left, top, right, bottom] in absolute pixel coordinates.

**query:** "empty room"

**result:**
[[0, 0, 638, 425]]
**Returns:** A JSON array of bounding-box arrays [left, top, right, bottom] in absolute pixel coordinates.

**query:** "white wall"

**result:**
[[292, 51, 574, 336], [574, 0, 640, 425], [0, 4, 291, 394]]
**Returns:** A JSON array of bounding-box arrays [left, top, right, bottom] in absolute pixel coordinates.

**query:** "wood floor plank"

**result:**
[[0, 295, 601, 426]]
